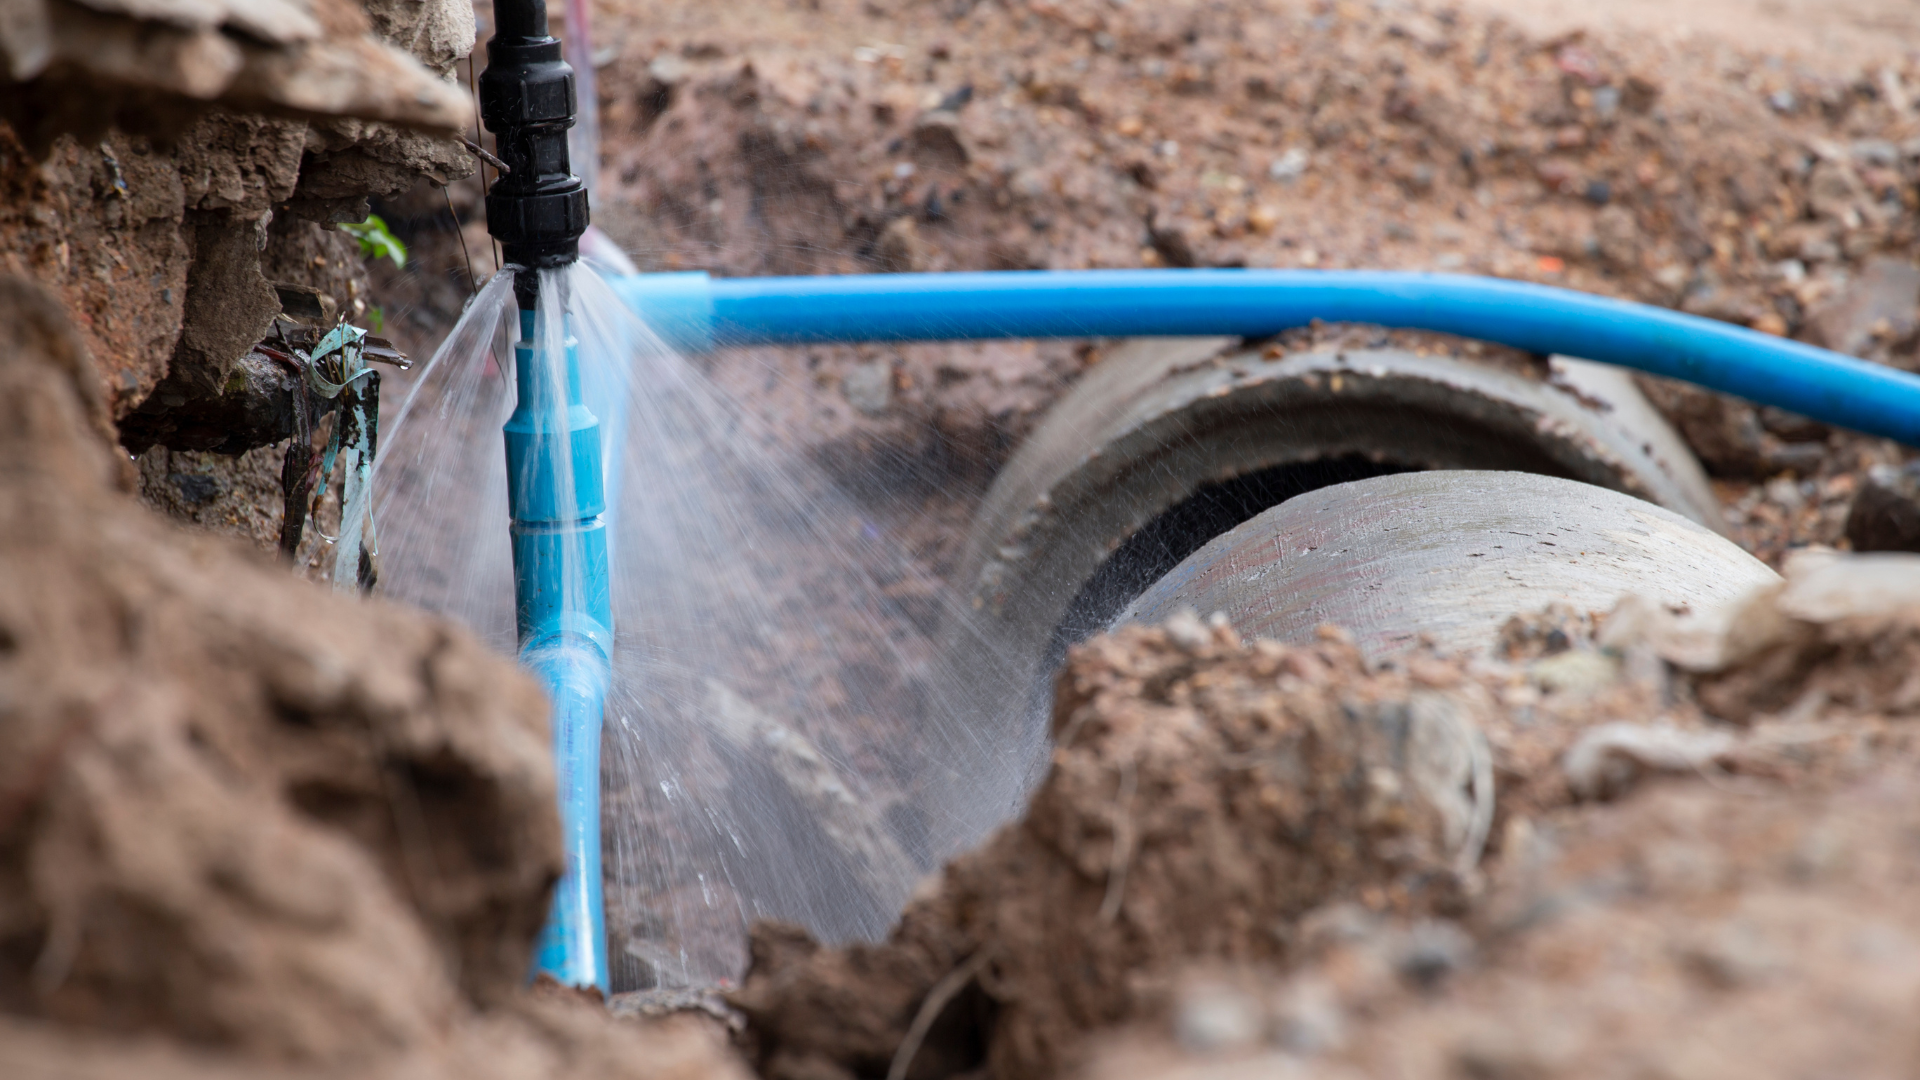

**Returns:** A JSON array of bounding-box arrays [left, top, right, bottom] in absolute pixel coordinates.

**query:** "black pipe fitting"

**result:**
[[481, 0, 589, 308]]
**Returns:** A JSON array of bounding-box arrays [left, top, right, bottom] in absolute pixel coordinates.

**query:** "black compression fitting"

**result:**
[[480, 0, 589, 307]]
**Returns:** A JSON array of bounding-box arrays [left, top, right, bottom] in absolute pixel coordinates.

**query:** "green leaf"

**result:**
[[339, 215, 408, 270]]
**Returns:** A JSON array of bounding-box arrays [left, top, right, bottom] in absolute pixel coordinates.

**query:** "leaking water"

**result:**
[[374, 263, 1036, 987]]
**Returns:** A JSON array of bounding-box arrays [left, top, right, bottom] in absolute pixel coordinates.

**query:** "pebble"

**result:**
[[842, 361, 892, 416], [1173, 981, 1264, 1053], [1845, 463, 1920, 552]]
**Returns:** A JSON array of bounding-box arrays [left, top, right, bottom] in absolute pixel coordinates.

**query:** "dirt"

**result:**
[[537, 0, 1920, 575], [1078, 770, 1920, 1080], [0, 0, 485, 572], [733, 613, 1486, 1080], [0, 271, 756, 1079], [731, 550, 1920, 1080], [12, 0, 1920, 1077]]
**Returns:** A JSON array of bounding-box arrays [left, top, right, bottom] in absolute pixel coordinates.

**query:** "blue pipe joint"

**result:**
[[527, 641, 611, 992], [504, 308, 613, 992], [504, 310, 614, 658]]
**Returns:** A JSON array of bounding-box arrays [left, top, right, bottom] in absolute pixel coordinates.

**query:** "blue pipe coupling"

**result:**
[[504, 308, 613, 992], [612, 269, 1920, 447]]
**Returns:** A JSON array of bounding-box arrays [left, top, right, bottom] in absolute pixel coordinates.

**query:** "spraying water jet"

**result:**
[[480, 0, 608, 991], [384, 1, 1920, 999]]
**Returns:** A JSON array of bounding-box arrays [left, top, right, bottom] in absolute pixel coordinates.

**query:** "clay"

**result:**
[[1077, 771, 1920, 1080], [734, 546, 1920, 1080], [0, 0, 475, 463], [0, 0, 469, 152], [0, 274, 556, 1054], [361, 0, 476, 79], [734, 615, 1490, 1080]]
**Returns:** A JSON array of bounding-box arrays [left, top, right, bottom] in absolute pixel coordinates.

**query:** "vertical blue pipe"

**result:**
[[504, 307, 613, 992]]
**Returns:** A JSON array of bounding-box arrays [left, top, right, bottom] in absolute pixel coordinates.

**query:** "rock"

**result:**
[[1561, 722, 1737, 800], [0, 0, 471, 151], [1172, 979, 1263, 1053], [872, 215, 934, 273], [1846, 463, 1920, 552], [1688, 549, 1920, 721], [1528, 650, 1620, 696], [1268, 147, 1309, 182], [118, 347, 301, 454], [1807, 159, 1867, 225], [733, 622, 1488, 1080], [909, 110, 969, 168], [842, 359, 893, 415], [1806, 256, 1920, 359]]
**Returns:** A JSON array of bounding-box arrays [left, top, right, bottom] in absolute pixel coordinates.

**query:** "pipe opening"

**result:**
[[1043, 455, 1416, 670]]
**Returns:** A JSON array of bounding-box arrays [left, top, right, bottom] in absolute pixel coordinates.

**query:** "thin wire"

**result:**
[[444, 183, 479, 297], [466, 51, 503, 271]]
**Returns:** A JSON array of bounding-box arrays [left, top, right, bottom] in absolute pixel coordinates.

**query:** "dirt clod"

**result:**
[[735, 617, 1490, 1080], [0, 275, 755, 1080]]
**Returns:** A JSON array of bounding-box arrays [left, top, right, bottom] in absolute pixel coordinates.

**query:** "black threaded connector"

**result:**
[[480, 0, 589, 307]]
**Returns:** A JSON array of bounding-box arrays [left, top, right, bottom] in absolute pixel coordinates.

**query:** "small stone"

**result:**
[[1845, 464, 1920, 552], [841, 361, 892, 416], [1270, 978, 1345, 1055], [1164, 608, 1212, 652], [873, 216, 933, 273], [1764, 475, 1806, 511], [1528, 650, 1619, 696], [908, 110, 969, 167], [1173, 980, 1263, 1053], [1453, 1025, 1576, 1080], [1805, 256, 1920, 357], [1393, 920, 1475, 990], [1268, 147, 1309, 182], [1675, 920, 1783, 990]]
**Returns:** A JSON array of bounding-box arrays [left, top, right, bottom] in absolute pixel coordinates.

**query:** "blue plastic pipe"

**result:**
[[504, 309, 614, 993], [614, 269, 1920, 445]]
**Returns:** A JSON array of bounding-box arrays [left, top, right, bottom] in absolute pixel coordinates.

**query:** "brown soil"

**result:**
[[13, 0, 1920, 1078], [0, 274, 750, 1078], [732, 554, 1920, 1080], [556, 0, 1920, 574]]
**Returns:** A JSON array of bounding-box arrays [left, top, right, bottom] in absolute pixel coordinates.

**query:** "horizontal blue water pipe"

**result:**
[[504, 309, 614, 993], [534, 266, 1917, 989], [614, 269, 1920, 446]]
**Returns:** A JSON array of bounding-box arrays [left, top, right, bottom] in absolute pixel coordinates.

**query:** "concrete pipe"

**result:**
[[1120, 471, 1778, 660], [957, 338, 1722, 691]]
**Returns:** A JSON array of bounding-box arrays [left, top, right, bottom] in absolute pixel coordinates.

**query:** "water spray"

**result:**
[[447, 0, 1920, 1000], [480, 0, 610, 991]]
